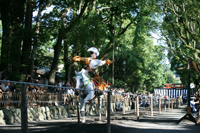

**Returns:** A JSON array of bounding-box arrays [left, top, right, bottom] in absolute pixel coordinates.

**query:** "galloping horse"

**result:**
[[74, 68, 105, 123]]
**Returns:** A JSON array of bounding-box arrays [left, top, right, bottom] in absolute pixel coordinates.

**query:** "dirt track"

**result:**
[[0, 105, 200, 133]]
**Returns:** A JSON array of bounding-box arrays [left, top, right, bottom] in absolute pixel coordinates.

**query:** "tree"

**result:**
[[159, 0, 200, 84], [164, 71, 180, 83], [21, 0, 33, 75], [0, 0, 169, 93], [0, 0, 26, 80]]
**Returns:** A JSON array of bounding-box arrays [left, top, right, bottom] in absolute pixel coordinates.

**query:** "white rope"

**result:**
[[0, 80, 113, 93]]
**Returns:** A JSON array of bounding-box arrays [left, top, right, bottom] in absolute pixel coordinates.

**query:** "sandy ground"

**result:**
[[0, 105, 200, 133]]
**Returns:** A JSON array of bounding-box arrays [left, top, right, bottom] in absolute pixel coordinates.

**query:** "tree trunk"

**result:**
[[10, 0, 26, 80], [21, 0, 33, 75], [0, 0, 12, 72], [0, 0, 25, 80], [28, 2, 43, 76], [48, 29, 63, 85], [48, 1, 88, 85], [64, 40, 71, 82]]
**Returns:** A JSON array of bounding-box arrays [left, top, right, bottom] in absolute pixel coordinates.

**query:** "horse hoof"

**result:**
[[89, 112, 94, 115]]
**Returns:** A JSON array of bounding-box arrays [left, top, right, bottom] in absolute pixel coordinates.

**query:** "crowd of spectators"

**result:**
[[0, 79, 21, 94], [0, 75, 75, 95], [0, 75, 199, 113]]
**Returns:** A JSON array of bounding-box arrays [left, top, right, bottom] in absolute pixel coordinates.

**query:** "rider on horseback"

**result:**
[[72, 47, 112, 91]]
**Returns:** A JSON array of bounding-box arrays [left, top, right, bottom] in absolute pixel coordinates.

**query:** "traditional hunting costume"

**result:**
[[72, 47, 112, 91]]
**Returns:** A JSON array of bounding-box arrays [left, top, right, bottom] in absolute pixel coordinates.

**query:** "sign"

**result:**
[[190, 83, 195, 89]]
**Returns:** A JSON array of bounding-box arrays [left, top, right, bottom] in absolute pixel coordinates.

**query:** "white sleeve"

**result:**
[[89, 59, 106, 69], [97, 60, 106, 66]]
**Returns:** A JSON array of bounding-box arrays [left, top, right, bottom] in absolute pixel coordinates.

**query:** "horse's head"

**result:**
[[73, 70, 84, 89]]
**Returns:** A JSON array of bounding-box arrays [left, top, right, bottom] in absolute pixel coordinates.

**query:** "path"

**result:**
[[0, 104, 199, 133]]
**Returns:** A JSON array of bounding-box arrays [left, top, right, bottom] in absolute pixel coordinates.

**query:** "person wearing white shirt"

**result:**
[[72, 47, 112, 91], [1, 80, 10, 92]]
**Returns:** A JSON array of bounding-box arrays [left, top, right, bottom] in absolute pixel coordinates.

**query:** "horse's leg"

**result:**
[[79, 96, 86, 123], [80, 92, 94, 123], [89, 100, 94, 115]]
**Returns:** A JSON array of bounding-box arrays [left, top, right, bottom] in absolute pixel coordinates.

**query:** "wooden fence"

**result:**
[[0, 92, 75, 109], [0, 92, 130, 110]]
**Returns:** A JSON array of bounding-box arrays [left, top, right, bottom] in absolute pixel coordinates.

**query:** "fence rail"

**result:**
[[0, 92, 130, 110], [0, 92, 76, 109]]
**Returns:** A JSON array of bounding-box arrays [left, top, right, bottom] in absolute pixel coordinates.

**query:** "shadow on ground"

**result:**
[[0, 118, 199, 133], [0, 105, 199, 133]]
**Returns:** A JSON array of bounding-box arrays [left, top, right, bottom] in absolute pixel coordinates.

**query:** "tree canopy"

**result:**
[[0, 0, 185, 93], [159, 0, 200, 88]]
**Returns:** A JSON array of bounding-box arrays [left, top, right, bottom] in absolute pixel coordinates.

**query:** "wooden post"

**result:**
[[123, 99, 125, 114], [107, 91, 111, 133], [72, 94, 74, 106], [164, 98, 166, 112], [21, 83, 28, 133], [143, 98, 145, 111], [159, 98, 161, 114], [181, 97, 183, 104], [176, 98, 178, 108], [135, 98, 137, 112], [64, 93, 66, 105], [106, 101, 108, 118], [151, 96, 153, 116], [171, 99, 173, 109], [137, 96, 139, 120], [197, 110, 200, 124], [98, 96, 101, 121], [168, 98, 170, 110], [77, 101, 80, 124]]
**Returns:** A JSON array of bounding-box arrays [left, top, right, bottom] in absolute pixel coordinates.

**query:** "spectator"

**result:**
[[63, 81, 70, 87], [9, 82, 16, 92], [67, 88, 74, 95], [62, 81, 70, 93], [190, 96, 199, 113], [141, 97, 147, 107], [13, 84, 21, 93], [0, 83, 2, 93], [115, 99, 122, 112], [27, 85, 34, 93], [71, 81, 76, 88], [55, 80, 61, 93], [183, 95, 187, 103], [1, 79, 10, 93], [131, 98, 135, 109], [26, 75, 33, 83], [32, 79, 40, 93]]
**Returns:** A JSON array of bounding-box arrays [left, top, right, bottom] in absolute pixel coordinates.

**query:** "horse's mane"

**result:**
[[76, 68, 88, 77]]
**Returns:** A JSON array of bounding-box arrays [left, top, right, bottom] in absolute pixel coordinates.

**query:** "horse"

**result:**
[[74, 68, 105, 123]]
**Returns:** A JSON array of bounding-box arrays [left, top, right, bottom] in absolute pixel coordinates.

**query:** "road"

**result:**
[[0, 104, 199, 133]]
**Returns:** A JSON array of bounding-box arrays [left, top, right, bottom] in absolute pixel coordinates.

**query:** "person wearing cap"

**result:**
[[72, 47, 112, 91]]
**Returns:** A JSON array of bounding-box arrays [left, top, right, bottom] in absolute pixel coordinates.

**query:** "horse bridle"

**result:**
[[76, 73, 92, 89]]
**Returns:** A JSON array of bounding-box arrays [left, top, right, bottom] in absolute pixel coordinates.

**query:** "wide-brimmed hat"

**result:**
[[87, 47, 100, 56]]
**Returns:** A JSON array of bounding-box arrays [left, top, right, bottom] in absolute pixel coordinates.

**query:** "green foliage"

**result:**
[[160, 0, 200, 85], [114, 79, 125, 88], [164, 71, 181, 84], [0, 0, 174, 92]]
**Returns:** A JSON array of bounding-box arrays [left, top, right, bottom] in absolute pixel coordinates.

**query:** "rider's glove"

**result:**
[[72, 56, 82, 62], [105, 59, 112, 66]]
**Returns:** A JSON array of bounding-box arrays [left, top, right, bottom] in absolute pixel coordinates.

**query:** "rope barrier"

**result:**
[[0, 80, 113, 93]]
